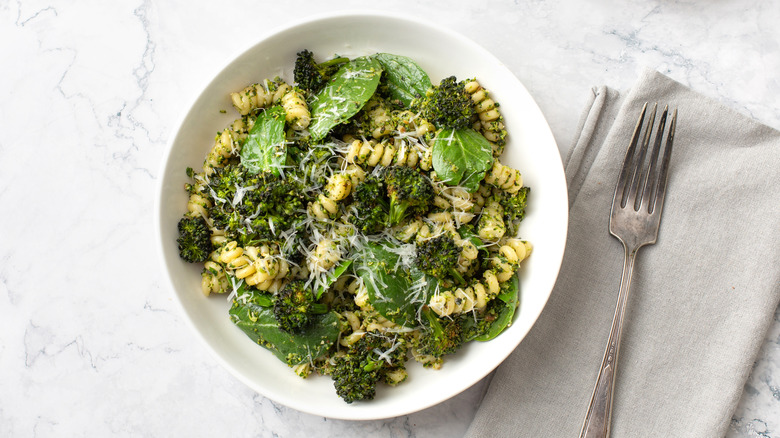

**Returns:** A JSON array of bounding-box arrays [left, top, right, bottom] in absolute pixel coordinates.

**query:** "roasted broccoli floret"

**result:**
[[240, 177, 308, 239], [205, 163, 258, 233], [330, 332, 407, 403], [411, 75, 476, 130], [273, 280, 328, 333], [384, 166, 434, 225], [176, 216, 212, 263], [415, 235, 466, 285], [206, 164, 310, 246], [348, 175, 389, 234], [461, 295, 504, 341], [497, 186, 530, 235], [293, 49, 349, 94], [415, 307, 465, 360]]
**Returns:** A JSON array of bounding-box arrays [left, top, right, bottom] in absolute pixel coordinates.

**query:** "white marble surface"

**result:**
[[2, 0, 778, 436]]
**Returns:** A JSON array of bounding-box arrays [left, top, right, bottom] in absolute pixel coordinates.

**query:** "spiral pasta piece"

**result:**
[[484, 160, 524, 193], [425, 270, 503, 317], [472, 183, 492, 210], [463, 79, 508, 156], [200, 261, 231, 296], [394, 110, 435, 139], [395, 218, 424, 243], [488, 239, 531, 283], [211, 242, 290, 291], [477, 199, 506, 241], [324, 173, 352, 201], [391, 137, 420, 168], [428, 290, 456, 317], [471, 283, 489, 310], [394, 218, 444, 244], [428, 283, 487, 317], [230, 84, 260, 116], [281, 88, 311, 131], [209, 228, 227, 247], [230, 79, 291, 116], [340, 331, 366, 347], [417, 211, 457, 242], [218, 241, 248, 268], [364, 313, 400, 333], [427, 211, 454, 226], [354, 283, 371, 310], [344, 277, 363, 295], [483, 270, 501, 296], [343, 164, 366, 188], [187, 190, 211, 219], [452, 287, 478, 314], [342, 310, 362, 332], [308, 238, 341, 273], [202, 130, 237, 174], [384, 368, 408, 386], [309, 194, 339, 220], [344, 137, 431, 170], [244, 250, 289, 288], [434, 186, 479, 226], [505, 238, 533, 264], [454, 235, 479, 273], [492, 251, 518, 283], [292, 363, 311, 378], [401, 209, 468, 247], [309, 171, 354, 220], [362, 97, 394, 139]]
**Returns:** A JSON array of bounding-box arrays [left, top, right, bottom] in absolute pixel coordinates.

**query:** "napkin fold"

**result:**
[[465, 69, 780, 438]]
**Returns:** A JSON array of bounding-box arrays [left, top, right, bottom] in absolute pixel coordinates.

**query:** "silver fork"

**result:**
[[579, 103, 678, 438]]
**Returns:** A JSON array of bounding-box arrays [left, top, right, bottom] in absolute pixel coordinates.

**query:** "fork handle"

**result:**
[[579, 245, 637, 438]]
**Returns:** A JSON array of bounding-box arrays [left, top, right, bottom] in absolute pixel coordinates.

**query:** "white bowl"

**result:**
[[156, 11, 568, 420]]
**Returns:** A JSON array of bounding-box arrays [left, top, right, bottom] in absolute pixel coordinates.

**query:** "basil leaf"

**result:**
[[432, 127, 494, 192], [229, 290, 342, 365], [308, 56, 383, 141], [354, 241, 425, 327], [240, 105, 286, 175], [474, 273, 519, 341], [372, 53, 431, 107], [316, 259, 353, 299]]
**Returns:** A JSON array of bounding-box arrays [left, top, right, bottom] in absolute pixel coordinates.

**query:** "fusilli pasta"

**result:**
[[464, 79, 508, 157], [484, 160, 523, 193], [175, 50, 535, 404], [230, 79, 291, 116]]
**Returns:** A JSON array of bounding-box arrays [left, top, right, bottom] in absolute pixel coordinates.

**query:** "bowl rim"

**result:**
[[155, 9, 568, 420]]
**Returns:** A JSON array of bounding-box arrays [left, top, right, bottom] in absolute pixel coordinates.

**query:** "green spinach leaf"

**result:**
[[474, 273, 519, 341], [432, 127, 494, 192], [316, 259, 353, 299], [372, 53, 431, 107], [353, 240, 426, 327], [240, 105, 287, 175], [229, 289, 342, 365], [308, 56, 383, 141]]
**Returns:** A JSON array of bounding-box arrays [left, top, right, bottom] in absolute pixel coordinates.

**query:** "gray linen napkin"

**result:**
[[465, 69, 780, 438]]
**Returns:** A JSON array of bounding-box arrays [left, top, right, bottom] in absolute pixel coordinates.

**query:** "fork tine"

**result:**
[[640, 105, 669, 212], [626, 103, 657, 209], [652, 108, 677, 214], [615, 102, 648, 207]]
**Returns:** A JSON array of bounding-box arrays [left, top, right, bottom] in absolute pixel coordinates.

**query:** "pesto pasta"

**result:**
[[174, 50, 532, 403]]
